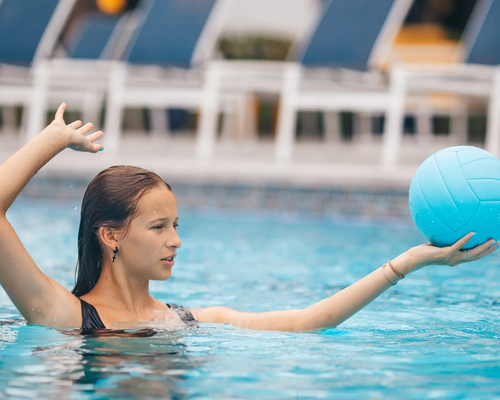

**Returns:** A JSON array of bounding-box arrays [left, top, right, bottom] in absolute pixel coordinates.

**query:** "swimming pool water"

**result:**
[[0, 199, 499, 399]]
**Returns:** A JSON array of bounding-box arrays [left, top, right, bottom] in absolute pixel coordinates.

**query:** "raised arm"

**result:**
[[0, 103, 103, 327], [191, 233, 497, 331]]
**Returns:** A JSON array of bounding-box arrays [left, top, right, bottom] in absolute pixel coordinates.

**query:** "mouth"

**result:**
[[161, 255, 176, 267]]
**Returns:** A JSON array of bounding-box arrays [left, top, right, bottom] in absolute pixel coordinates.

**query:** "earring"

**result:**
[[112, 246, 119, 263]]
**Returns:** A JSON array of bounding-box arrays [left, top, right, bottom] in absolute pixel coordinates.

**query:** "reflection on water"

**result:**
[[1, 201, 500, 398], [0, 322, 207, 399]]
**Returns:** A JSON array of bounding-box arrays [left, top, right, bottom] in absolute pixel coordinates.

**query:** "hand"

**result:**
[[44, 103, 104, 153], [408, 232, 498, 272]]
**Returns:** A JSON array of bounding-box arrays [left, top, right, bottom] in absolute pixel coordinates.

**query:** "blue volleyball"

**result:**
[[409, 146, 500, 249]]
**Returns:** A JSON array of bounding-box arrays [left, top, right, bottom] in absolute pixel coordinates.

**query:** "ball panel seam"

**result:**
[[456, 157, 480, 203], [434, 202, 500, 249], [416, 164, 456, 234], [434, 153, 468, 223], [461, 158, 499, 167], [468, 178, 500, 181]]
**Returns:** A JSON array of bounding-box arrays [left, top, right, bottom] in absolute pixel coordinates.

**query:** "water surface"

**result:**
[[0, 199, 499, 399]]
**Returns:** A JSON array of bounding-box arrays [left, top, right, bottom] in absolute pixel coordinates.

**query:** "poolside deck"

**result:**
[[0, 130, 470, 190]]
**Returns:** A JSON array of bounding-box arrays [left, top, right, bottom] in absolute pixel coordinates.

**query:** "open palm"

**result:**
[[411, 232, 497, 272], [45, 103, 104, 153]]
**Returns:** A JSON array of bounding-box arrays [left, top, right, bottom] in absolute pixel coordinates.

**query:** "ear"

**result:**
[[98, 226, 121, 251]]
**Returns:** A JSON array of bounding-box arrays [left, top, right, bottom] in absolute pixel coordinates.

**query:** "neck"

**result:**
[[89, 260, 155, 315]]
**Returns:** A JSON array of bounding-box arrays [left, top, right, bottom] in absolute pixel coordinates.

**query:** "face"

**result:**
[[117, 185, 182, 282]]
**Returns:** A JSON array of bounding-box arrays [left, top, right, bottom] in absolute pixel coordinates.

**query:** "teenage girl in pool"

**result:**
[[0, 104, 497, 333]]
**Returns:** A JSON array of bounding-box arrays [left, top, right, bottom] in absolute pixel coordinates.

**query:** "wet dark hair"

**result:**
[[72, 166, 171, 297]]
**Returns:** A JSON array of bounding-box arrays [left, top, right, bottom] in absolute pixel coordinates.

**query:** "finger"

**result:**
[[475, 242, 499, 260], [87, 139, 104, 153], [452, 240, 498, 266], [91, 144, 104, 153], [455, 242, 499, 266], [55, 103, 66, 120], [76, 122, 94, 135], [469, 239, 497, 258], [68, 120, 82, 130], [473, 241, 499, 260], [85, 130, 103, 143], [450, 232, 475, 252]]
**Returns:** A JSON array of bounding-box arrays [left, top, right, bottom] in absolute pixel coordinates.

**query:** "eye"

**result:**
[[173, 223, 179, 230], [152, 224, 164, 230]]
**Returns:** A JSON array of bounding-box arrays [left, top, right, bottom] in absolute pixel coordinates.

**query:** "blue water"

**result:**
[[1, 199, 499, 399]]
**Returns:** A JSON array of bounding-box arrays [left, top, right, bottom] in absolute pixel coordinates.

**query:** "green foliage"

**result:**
[[218, 35, 292, 61]]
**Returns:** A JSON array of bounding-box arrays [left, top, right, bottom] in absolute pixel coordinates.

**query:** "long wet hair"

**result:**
[[72, 166, 171, 297]]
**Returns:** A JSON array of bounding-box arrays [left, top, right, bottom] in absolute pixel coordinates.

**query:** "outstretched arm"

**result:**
[[0, 104, 103, 326], [190, 233, 497, 331]]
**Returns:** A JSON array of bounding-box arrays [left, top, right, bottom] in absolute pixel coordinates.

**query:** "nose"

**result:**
[[167, 229, 182, 249]]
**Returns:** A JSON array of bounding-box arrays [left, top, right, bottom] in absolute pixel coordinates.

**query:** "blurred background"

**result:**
[[4, 4, 500, 399], [0, 0, 498, 217]]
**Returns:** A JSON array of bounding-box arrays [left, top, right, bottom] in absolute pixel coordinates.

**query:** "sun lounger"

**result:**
[[0, 0, 76, 134], [102, 0, 232, 157], [382, 0, 500, 167], [274, 0, 414, 164]]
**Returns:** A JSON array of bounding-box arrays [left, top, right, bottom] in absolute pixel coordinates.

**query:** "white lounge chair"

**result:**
[[273, 0, 414, 165], [102, 0, 233, 159], [0, 0, 76, 135], [25, 9, 137, 140], [382, 0, 500, 167]]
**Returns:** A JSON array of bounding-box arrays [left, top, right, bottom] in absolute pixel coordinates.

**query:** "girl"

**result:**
[[0, 104, 496, 333]]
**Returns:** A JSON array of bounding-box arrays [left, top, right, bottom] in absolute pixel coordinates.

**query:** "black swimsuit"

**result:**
[[79, 298, 197, 333]]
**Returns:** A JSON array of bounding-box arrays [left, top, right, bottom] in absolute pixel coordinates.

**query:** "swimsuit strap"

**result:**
[[167, 303, 197, 326], [78, 298, 197, 333], [79, 298, 106, 332]]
